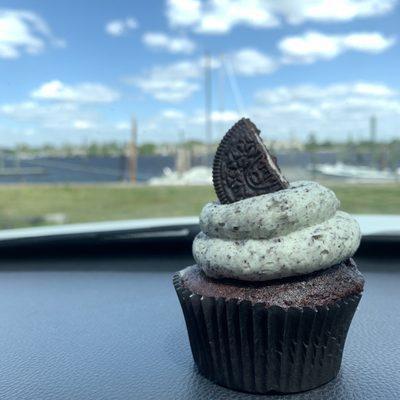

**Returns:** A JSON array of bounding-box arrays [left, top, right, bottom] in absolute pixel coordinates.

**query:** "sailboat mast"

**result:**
[[204, 52, 212, 165], [129, 115, 137, 183]]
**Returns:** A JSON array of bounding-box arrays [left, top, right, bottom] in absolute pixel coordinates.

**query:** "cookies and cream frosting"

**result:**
[[192, 181, 361, 281]]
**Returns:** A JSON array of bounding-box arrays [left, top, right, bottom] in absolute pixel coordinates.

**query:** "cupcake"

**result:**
[[173, 118, 364, 394]]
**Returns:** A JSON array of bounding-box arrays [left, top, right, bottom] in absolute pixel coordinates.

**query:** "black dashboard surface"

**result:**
[[0, 240, 398, 400]]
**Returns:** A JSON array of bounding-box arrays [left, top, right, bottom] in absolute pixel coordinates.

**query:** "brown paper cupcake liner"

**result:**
[[173, 272, 361, 394]]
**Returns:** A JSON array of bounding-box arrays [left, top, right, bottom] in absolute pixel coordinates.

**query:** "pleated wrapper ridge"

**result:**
[[173, 272, 361, 394]]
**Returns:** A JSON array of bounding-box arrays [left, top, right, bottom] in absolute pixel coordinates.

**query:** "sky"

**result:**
[[0, 0, 399, 146]]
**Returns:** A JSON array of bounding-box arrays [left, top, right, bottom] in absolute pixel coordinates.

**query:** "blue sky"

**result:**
[[0, 0, 399, 145]]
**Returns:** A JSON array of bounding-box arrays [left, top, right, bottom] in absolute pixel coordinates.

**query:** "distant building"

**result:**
[[153, 136, 304, 156]]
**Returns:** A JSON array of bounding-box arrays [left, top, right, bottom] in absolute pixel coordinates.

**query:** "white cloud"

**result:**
[[23, 128, 36, 137], [0, 9, 65, 59], [135, 78, 400, 141], [0, 100, 130, 144], [138, 108, 242, 143], [1, 101, 77, 121], [211, 110, 240, 122], [72, 119, 95, 130], [105, 17, 138, 36], [256, 82, 396, 104], [230, 48, 277, 76], [31, 80, 120, 103], [166, 0, 397, 34], [129, 49, 276, 104], [127, 59, 206, 103], [115, 121, 130, 130], [161, 109, 186, 119], [286, 0, 397, 24], [191, 110, 240, 124], [142, 32, 195, 54], [166, 0, 202, 27], [137, 80, 198, 103], [252, 82, 400, 140], [342, 32, 396, 52], [125, 55, 223, 103], [167, 0, 278, 33], [279, 31, 395, 63], [0, 101, 95, 132]]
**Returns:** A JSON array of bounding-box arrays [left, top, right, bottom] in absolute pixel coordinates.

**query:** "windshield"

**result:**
[[0, 1, 399, 230]]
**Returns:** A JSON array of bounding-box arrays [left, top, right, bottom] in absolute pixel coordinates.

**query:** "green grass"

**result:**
[[0, 183, 399, 229], [332, 184, 400, 214]]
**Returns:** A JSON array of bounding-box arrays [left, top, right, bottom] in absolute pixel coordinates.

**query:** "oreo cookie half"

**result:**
[[212, 118, 289, 204]]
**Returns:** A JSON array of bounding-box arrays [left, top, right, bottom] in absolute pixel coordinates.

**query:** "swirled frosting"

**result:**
[[193, 181, 361, 281]]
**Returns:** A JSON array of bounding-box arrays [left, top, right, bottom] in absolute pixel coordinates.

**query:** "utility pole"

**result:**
[[218, 53, 225, 137], [176, 129, 190, 175], [129, 115, 137, 184], [369, 116, 377, 143], [369, 115, 378, 169], [308, 131, 317, 180], [204, 52, 212, 166]]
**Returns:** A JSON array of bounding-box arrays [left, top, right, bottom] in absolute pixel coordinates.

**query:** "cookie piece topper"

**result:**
[[212, 118, 289, 204]]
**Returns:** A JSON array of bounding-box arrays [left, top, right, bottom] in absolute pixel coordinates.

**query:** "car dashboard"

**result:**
[[0, 218, 398, 400]]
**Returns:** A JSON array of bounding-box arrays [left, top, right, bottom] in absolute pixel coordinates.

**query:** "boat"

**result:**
[[148, 166, 212, 186], [311, 162, 400, 182]]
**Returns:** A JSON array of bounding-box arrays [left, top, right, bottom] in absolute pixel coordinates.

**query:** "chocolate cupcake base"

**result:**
[[173, 264, 362, 394]]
